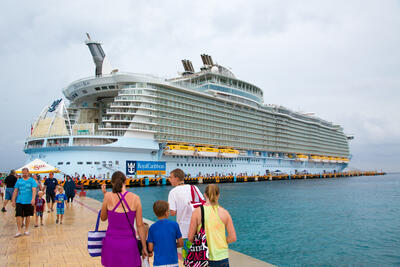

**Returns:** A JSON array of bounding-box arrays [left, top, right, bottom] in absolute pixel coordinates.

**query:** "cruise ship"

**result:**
[[24, 35, 352, 178]]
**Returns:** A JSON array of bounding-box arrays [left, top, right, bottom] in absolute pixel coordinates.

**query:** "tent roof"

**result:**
[[16, 159, 60, 174]]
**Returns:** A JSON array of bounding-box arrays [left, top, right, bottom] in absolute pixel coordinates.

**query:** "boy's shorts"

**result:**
[[5, 188, 14, 200], [36, 211, 43, 217], [182, 239, 192, 261], [56, 207, 64, 215]]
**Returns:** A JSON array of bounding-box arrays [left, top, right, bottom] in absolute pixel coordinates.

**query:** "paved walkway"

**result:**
[[0, 196, 274, 267]]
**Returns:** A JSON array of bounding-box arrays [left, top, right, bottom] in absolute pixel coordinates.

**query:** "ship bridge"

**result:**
[[169, 55, 264, 105]]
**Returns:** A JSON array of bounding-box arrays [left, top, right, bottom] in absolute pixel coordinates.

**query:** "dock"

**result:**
[[0, 196, 274, 267], [72, 171, 386, 189]]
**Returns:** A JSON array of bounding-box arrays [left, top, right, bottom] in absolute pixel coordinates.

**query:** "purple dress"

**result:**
[[101, 192, 141, 267]]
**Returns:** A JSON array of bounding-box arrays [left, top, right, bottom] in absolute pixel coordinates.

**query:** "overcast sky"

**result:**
[[1, 0, 399, 172]]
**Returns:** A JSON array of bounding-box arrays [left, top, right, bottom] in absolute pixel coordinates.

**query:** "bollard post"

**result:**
[[233, 176, 237, 183], [145, 177, 149, 186], [162, 177, 166, 185]]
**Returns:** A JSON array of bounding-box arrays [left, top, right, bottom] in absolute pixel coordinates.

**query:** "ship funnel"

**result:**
[[85, 33, 106, 77], [201, 54, 214, 66], [181, 59, 195, 75]]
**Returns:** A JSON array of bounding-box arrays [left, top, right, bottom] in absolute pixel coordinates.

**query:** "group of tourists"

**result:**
[[0, 169, 77, 236], [100, 168, 237, 267]]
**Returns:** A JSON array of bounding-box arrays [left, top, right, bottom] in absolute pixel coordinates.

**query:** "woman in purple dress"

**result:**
[[100, 171, 148, 266]]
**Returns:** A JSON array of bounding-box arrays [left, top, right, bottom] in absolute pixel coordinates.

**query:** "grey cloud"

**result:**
[[0, 0, 399, 172]]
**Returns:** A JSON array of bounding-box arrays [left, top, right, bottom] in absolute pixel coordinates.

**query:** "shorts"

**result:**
[[182, 239, 191, 261], [16, 203, 34, 217], [5, 188, 14, 200], [208, 258, 229, 267], [36, 211, 43, 217], [46, 192, 55, 203], [57, 207, 64, 214]]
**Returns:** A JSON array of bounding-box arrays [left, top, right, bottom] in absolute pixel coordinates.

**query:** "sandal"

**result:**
[[24, 231, 30, 236], [14, 233, 22, 238]]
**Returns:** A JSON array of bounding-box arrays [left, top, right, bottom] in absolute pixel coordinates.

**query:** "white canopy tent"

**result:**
[[16, 159, 60, 174]]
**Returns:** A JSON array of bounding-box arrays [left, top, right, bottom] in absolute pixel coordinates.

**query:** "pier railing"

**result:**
[[63, 171, 385, 189]]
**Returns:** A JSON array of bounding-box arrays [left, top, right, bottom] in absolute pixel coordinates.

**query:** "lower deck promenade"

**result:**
[[0, 196, 274, 267]]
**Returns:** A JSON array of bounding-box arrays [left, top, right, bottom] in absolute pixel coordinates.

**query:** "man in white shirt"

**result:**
[[168, 168, 204, 260]]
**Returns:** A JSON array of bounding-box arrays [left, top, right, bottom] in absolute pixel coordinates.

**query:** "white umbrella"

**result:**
[[16, 159, 60, 174]]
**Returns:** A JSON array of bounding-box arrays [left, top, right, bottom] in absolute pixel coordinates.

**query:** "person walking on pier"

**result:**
[[43, 172, 58, 212], [1, 170, 17, 212], [100, 171, 148, 266], [11, 168, 37, 237], [188, 184, 237, 267], [168, 168, 204, 261], [64, 175, 76, 206]]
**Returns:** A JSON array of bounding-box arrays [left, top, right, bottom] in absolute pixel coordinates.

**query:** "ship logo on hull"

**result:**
[[126, 161, 137, 174], [125, 161, 166, 175]]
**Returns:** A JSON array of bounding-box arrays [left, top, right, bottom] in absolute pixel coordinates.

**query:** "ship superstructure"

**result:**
[[24, 36, 351, 178]]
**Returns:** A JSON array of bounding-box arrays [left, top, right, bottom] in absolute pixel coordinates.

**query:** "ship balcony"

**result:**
[[105, 109, 156, 117], [118, 92, 157, 97], [109, 103, 156, 111], [102, 117, 157, 124], [114, 97, 156, 104]]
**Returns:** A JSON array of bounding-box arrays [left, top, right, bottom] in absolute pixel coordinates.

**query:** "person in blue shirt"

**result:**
[[55, 186, 67, 224], [11, 168, 37, 237], [148, 200, 183, 267], [43, 172, 58, 212]]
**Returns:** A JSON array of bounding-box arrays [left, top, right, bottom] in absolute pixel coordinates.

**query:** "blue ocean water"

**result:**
[[87, 174, 400, 266]]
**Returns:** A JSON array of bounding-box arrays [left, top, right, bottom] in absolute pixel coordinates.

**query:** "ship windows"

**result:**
[[109, 85, 115, 89], [102, 86, 108, 90], [57, 162, 63, 165], [95, 87, 101, 91], [115, 161, 119, 165], [77, 162, 83, 165], [86, 162, 92, 165], [94, 162, 100, 165], [102, 161, 106, 165], [66, 162, 70, 165], [82, 89, 88, 94]]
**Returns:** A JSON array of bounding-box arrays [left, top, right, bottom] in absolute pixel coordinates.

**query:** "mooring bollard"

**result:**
[[162, 177, 166, 185], [79, 184, 86, 197]]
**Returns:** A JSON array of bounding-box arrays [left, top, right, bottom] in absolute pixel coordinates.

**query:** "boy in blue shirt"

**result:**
[[55, 186, 67, 224], [148, 200, 183, 267]]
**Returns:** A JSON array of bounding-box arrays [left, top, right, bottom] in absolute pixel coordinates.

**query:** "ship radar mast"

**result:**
[[85, 33, 106, 77]]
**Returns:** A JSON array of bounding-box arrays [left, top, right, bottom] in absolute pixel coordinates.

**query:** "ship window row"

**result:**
[[177, 163, 237, 168], [57, 161, 119, 166]]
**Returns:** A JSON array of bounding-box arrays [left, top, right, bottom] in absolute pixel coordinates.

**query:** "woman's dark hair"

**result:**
[[111, 171, 126, 193]]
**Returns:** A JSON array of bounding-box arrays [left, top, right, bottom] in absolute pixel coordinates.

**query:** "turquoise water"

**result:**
[[87, 174, 400, 266]]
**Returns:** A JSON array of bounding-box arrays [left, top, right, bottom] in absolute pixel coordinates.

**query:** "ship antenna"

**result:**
[[85, 33, 105, 77]]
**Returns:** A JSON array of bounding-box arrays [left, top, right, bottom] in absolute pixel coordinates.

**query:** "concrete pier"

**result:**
[[0, 196, 275, 267]]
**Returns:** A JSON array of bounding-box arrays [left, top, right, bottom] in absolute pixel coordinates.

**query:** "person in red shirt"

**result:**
[[34, 191, 46, 227]]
